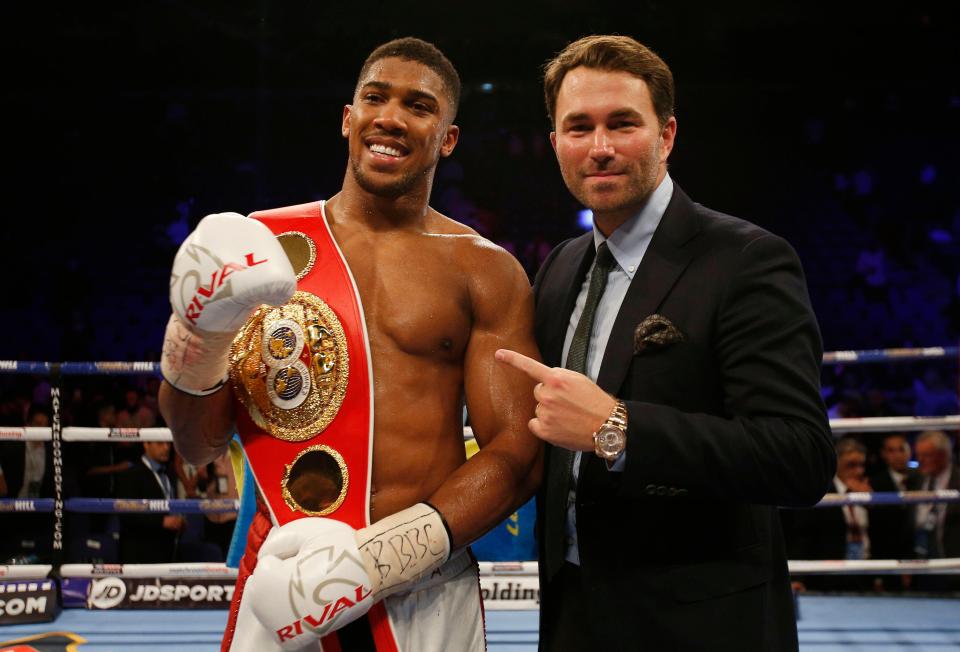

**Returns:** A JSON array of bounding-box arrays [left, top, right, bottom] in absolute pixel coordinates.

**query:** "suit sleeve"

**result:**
[[622, 233, 835, 507]]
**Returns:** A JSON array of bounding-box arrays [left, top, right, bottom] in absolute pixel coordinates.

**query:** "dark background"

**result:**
[[3, 1, 959, 362]]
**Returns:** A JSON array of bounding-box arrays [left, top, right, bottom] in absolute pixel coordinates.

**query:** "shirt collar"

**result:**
[[142, 455, 164, 474], [592, 173, 674, 280]]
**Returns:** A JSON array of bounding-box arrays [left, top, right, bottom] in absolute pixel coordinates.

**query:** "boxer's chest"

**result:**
[[335, 234, 471, 362]]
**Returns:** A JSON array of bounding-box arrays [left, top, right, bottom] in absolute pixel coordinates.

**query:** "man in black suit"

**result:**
[[115, 440, 185, 563], [869, 433, 922, 581], [496, 35, 835, 650]]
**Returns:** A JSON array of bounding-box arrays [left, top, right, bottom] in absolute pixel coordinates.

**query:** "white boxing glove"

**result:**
[[161, 212, 296, 395], [246, 504, 451, 648], [247, 519, 375, 648]]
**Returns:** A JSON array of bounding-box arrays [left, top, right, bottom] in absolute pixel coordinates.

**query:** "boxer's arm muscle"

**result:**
[[427, 241, 543, 547], [159, 381, 235, 466]]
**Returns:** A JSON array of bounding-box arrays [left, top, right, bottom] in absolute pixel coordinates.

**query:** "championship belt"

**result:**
[[229, 201, 373, 530]]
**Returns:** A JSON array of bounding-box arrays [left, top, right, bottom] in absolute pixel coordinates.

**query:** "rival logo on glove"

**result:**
[[174, 246, 268, 327], [275, 582, 372, 643]]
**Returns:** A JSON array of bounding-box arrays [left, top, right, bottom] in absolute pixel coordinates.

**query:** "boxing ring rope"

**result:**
[[4, 413, 959, 443], [821, 346, 959, 364], [1, 344, 956, 376], [7, 556, 960, 584], [5, 491, 960, 513], [0, 345, 957, 623]]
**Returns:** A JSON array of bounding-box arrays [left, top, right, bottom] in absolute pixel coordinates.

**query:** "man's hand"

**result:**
[[846, 477, 872, 493], [495, 348, 616, 452], [162, 515, 185, 532]]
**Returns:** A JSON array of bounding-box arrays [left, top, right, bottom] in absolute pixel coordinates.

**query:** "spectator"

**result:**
[[0, 407, 55, 562], [913, 431, 960, 560], [114, 441, 184, 563], [203, 451, 238, 559], [77, 403, 134, 499], [784, 438, 872, 591], [116, 388, 157, 429], [868, 433, 922, 590]]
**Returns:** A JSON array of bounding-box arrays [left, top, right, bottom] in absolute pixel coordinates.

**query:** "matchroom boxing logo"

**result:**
[[0, 580, 59, 626]]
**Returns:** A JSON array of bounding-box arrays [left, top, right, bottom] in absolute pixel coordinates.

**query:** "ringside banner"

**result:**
[[62, 577, 235, 610], [0, 579, 59, 625]]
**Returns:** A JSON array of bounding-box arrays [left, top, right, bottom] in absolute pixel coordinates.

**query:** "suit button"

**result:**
[[656, 486, 667, 496], [668, 487, 678, 497], [677, 489, 688, 497], [646, 484, 657, 495]]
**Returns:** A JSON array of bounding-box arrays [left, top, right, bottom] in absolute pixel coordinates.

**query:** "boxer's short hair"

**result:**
[[543, 35, 674, 128], [357, 37, 461, 118]]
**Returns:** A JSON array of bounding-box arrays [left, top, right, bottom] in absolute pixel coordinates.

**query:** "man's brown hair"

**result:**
[[543, 35, 674, 127]]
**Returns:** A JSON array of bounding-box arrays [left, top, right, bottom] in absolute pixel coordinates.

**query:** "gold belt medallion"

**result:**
[[229, 290, 349, 442]]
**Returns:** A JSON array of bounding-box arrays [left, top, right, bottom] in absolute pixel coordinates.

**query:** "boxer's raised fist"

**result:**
[[161, 212, 295, 396], [170, 212, 295, 333]]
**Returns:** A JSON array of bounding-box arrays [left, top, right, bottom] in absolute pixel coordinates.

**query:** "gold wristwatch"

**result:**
[[593, 400, 628, 461]]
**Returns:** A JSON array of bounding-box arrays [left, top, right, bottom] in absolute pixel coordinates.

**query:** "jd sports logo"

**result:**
[[90, 576, 126, 609]]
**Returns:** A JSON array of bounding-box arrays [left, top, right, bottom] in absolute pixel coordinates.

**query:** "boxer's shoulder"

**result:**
[[423, 209, 523, 276]]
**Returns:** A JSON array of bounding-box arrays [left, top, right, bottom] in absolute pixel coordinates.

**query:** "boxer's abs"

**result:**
[[365, 339, 470, 523]]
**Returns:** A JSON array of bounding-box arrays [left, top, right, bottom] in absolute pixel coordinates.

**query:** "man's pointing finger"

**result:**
[[494, 349, 552, 382]]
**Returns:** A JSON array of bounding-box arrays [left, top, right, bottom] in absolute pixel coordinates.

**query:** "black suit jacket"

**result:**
[[868, 467, 922, 560], [533, 185, 835, 651], [115, 458, 178, 563]]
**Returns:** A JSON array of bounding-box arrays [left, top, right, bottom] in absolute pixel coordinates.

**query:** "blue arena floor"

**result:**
[[1, 596, 958, 650]]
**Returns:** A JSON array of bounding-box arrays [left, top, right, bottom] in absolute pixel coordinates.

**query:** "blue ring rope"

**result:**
[[3, 492, 958, 513], [1, 346, 956, 376], [0, 498, 239, 514]]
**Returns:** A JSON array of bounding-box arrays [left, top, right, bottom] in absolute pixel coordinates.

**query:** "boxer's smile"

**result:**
[[364, 136, 410, 164]]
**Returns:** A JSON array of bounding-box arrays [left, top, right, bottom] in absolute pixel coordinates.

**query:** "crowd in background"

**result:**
[[0, 376, 236, 567]]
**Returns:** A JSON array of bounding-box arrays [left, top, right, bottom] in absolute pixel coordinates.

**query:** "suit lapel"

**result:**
[[595, 185, 702, 394], [538, 233, 595, 367]]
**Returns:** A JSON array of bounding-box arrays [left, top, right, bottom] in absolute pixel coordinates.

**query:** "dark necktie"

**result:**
[[544, 242, 616, 579]]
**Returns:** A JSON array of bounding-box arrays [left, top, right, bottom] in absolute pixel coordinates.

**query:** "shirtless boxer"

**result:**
[[159, 38, 541, 650]]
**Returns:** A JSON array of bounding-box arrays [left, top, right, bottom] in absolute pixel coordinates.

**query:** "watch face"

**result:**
[[597, 426, 625, 458]]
